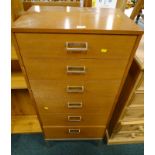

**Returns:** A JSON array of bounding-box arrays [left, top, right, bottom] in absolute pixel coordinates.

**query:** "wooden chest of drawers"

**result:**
[[12, 6, 143, 140]]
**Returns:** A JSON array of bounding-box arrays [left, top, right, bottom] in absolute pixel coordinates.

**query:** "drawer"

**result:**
[[114, 121, 144, 133], [16, 33, 137, 59], [122, 106, 144, 121], [128, 93, 144, 107], [36, 96, 114, 114], [40, 113, 108, 126], [30, 80, 121, 99], [43, 126, 106, 139], [24, 58, 128, 80]]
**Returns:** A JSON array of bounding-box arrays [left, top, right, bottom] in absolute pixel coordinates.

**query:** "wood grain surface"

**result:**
[[12, 6, 143, 34], [43, 126, 105, 139]]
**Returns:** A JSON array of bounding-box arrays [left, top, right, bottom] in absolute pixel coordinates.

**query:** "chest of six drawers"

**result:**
[[15, 33, 137, 137]]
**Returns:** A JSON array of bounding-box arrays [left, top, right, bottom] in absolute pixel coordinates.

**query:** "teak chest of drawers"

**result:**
[[12, 6, 143, 140]]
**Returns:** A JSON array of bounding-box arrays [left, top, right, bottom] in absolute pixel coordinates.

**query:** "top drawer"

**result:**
[[16, 33, 137, 59]]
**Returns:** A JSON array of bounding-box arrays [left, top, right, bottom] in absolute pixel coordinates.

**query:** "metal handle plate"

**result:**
[[68, 129, 80, 134], [66, 42, 88, 52], [67, 102, 83, 109], [67, 66, 86, 74], [68, 116, 82, 122], [67, 86, 84, 93]]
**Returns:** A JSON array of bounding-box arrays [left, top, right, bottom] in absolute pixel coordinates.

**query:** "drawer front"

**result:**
[[30, 80, 121, 99], [43, 126, 106, 139], [129, 93, 144, 107], [24, 58, 128, 80], [16, 33, 137, 59], [40, 113, 107, 126], [122, 106, 144, 121], [35, 96, 114, 114]]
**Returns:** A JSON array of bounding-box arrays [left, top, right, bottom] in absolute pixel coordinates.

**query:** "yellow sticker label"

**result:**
[[101, 49, 108, 53], [92, 0, 96, 7]]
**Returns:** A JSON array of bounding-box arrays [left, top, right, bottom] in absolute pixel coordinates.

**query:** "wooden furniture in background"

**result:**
[[106, 36, 144, 144], [116, 0, 127, 11], [11, 42, 42, 133], [106, 1, 144, 143], [84, 0, 92, 7], [91, 0, 127, 9], [23, 0, 128, 9], [11, 1, 41, 133], [11, 0, 24, 21], [23, 0, 81, 11], [11, 72, 27, 89], [12, 6, 143, 140], [130, 0, 144, 20]]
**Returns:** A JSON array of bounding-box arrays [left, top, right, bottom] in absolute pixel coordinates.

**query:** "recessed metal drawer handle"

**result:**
[[67, 66, 86, 74], [66, 42, 88, 52], [68, 116, 81, 122], [67, 86, 84, 93], [67, 102, 83, 109], [68, 129, 80, 134]]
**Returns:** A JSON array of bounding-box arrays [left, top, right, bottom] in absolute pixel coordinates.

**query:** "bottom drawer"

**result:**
[[43, 126, 105, 140]]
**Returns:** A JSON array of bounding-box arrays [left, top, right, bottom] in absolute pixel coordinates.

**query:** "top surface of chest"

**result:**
[[12, 6, 143, 35]]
